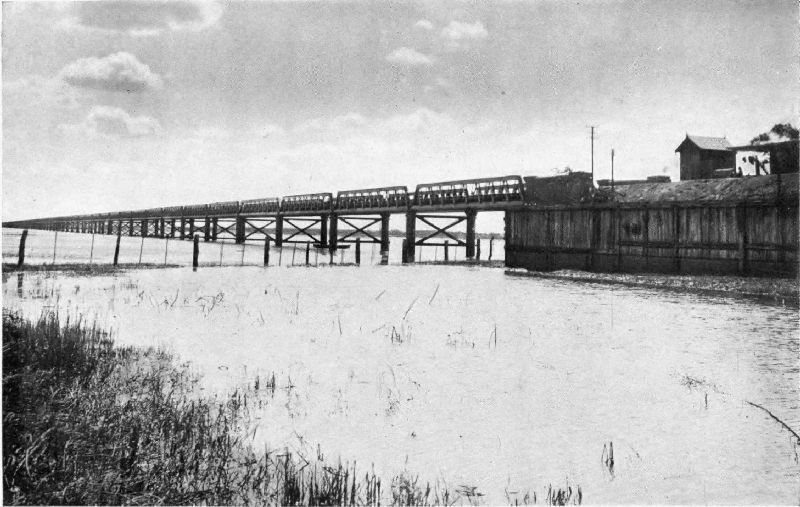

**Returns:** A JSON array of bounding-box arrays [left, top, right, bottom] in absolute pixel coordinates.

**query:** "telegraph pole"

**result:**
[[589, 126, 596, 181], [611, 148, 615, 191]]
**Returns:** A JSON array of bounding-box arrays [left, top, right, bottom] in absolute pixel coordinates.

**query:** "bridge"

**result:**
[[3, 175, 525, 263]]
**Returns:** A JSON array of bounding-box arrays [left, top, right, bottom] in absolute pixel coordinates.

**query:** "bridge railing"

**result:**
[[161, 206, 184, 218], [280, 193, 333, 213], [413, 175, 524, 207], [207, 200, 240, 216], [335, 186, 409, 211], [182, 204, 210, 217], [240, 197, 280, 215]]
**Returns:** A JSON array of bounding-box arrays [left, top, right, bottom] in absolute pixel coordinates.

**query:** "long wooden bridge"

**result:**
[[4, 175, 525, 263]]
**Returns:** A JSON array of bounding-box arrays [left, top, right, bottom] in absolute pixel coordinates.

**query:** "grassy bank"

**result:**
[[3, 263, 181, 274], [2, 312, 581, 506]]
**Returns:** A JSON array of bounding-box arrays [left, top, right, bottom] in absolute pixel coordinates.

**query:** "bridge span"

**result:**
[[4, 175, 526, 263]]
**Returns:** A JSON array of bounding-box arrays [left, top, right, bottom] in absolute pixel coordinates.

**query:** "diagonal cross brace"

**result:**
[[283, 217, 321, 243], [415, 215, 466, 246], [244, 218, 276, 240], [337, 216, 382, 243]]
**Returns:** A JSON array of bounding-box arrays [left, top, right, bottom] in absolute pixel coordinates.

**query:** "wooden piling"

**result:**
[[320, 215, 328, 247], [52, 231, 58, 264], [489, 235, 494, 260], [355, 237, 361, 265], [113, 232, 121, 266], [466, 210, 476, 258], [264, 237, 270, 266], [164, 238, 169, 265], [444, 240, 449, 262], [89, 233, 95, 264], [305, 243, 310, 265], [193, 234, 200, 271], [380, 213, 390, 254], [138, 236, 144, 265], [328, 214, 338, 252], [291, 244, 297, 266], [236, 216, 246, 244], [401, 239, 408, 263], [405, 211, 416, 263], [204, 217, 211, 242], [275, 217, 284, 247], [17, 229, 28, 267], [476, 238, 481, 261]]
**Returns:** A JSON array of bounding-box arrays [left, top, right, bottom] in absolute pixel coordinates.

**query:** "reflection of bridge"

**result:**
[[4, 175, 524, 263]]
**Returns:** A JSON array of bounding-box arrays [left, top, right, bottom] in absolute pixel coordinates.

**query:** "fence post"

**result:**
[[17, 229, 28, 267], [52, 231, 58, 264], [355, 238, 361, 265], [193, 234, 200, 271], [113, 231, 121, 266], [264, 237, 270, 266]]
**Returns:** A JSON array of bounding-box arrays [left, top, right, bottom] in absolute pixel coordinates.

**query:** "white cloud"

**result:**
[[441, 20, 488, 50], [62, 1, 222, 36], [414, 19, 434, 30], [60, 52, 163, 93], [58, 106, 161, 139], [386, 47, 435, 67], [4, 75, 81, 111]]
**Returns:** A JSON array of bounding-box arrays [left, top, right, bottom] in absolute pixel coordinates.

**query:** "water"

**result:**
[[1, 228, 504, 267], [2, 230, 798, 504]]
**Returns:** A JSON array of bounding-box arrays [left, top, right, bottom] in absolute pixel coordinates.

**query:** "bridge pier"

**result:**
[[142, 219, 149, 237], [380, 213, 390, 254], [466, 209, 476, 259], [328, 214, 338, 251], [107, 220, 113, 235], [188, 218, 195, 238], [204, 217, 211, 242], [211, 218, 218, 241], [160, 217, 166, 238], [235, 216, 245, 244], [180, 218, 186, 239], [275, 216, 283, 247], [320, 215, 328, 247], [170, 218, 176, 238], [405, 211, 416, 263], [129, 219, 134, 237]]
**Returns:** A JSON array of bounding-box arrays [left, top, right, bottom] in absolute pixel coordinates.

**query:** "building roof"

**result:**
[[607, 173, 798, 205], [727, 139, 800, 151], [675, 134, 732, 152]]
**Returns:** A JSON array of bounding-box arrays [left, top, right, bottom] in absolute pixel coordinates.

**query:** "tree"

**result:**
[[750, 123, 799, 144]]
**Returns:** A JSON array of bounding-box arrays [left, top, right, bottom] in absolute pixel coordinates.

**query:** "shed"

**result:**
[[675, 134, 736, 181], [727, 140, 799, 176]]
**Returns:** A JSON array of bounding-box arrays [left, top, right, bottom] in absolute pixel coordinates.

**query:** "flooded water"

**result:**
[[2, 229, 799, 504]]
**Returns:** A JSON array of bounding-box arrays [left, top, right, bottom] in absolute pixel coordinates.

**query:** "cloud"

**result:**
[[4, 75, 81, 111], [414, 19, 434, 30], [65, 1, 222, 36], [441, 20, 488, 50], [60, 52, 162, 93], [386, 47, 435, 67], [59, 106, 161, 139]]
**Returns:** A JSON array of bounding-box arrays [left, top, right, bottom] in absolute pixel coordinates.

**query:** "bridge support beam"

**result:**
[[212, 218, 219, 241], [180, 218, 186, 239], [466, 209, 477, 259], [142, 219, 149, 237], [380, 213, 390, 254], [170, 219, 176, 238], [160, 217, 166, 238], [188, 218, 195, 238], [204, 217, 211, 242], [235, 216, 245, 244], [107, 220, 113, 235], [405, 211, 416, 263], [328, 214, 337, 251], [129, 219, 134, 237], [320, 215, 328, 247], [275, 216, 283, 247]]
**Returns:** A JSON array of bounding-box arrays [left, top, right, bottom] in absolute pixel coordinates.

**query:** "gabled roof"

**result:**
[[675, 134, 732, 152]]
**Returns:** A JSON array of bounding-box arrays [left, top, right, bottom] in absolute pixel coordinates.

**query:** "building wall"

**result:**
[[505, 202, 798, 276], [679, 146, 736, 180]]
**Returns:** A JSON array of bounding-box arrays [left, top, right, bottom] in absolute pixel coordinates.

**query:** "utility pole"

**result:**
[[611, 148, 615, 191], [589, 126, 596, 182]]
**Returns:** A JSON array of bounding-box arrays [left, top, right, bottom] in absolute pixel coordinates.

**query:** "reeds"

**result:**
[[1, 312, 410, 505]]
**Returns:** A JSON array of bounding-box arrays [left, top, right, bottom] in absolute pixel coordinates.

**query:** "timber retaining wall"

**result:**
[[505, 200, 798, 277]]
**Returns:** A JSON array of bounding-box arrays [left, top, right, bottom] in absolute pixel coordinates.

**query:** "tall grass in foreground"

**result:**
[[2, 312, 581, 505]]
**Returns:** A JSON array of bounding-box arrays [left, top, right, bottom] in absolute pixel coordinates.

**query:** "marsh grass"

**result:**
[[2, 312, 402, 505]]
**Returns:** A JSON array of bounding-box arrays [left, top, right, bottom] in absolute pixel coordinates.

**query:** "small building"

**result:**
[[727, 140, 799, 176], [674, 134, 736, 180]]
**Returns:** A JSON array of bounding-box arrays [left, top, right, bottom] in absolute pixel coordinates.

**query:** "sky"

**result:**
[[3, 0, 798, 222]]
